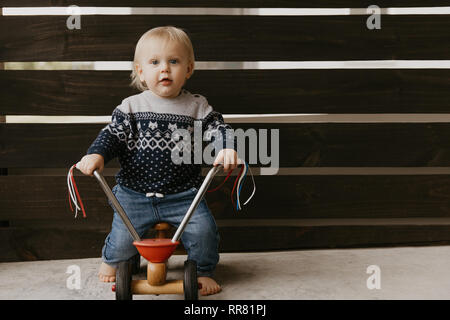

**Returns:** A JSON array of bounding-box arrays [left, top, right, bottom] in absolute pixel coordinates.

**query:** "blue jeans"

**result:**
[[102, 184, 220, 278]]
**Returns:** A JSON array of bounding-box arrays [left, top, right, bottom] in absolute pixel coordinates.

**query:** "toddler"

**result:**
[[77, 26, 238, 296]]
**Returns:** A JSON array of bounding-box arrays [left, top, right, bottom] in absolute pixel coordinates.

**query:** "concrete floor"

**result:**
[[1, 245, 449, 300]]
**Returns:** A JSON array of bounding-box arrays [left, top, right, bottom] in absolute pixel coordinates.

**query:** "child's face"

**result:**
[[135, 38, 193, 99]]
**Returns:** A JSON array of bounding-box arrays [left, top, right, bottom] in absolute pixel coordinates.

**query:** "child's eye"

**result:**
[[150, 60, 158, 65], [169, 59, 178, 64]]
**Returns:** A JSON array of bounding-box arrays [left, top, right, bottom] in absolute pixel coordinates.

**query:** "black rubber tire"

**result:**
[[116, 260, 132, 300], [183, 260, 198, 300], [130, 253, 141, 275]]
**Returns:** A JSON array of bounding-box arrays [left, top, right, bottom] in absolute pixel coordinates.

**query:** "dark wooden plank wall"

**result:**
[[2, 174, 450, 261], [1, 15, 449, 61], [2, 70, 450, 115], [2, 123, 450, 168], [1, 3, 450, 262], [2, 1, 449, 7], [2, 175, 450, 223]]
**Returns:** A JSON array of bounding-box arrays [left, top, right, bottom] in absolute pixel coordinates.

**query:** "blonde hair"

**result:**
[[130, 26, 195, 91]]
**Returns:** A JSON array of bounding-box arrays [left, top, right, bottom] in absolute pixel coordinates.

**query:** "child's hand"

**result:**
[[213, 148, 238, 174], [76, 154, 105, 176]]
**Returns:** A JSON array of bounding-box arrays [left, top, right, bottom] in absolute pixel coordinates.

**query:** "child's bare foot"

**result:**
[[197, 277, 221, 296], [98, 262, 116, 282]]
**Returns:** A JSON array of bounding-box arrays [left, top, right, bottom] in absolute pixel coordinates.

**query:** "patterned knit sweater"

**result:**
[[87, 89, 236, 195]]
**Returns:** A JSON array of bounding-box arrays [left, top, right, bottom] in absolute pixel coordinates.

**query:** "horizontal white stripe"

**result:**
[[216, 218, 450, 227], [224, 114, 450, 123], [5, 116, 111, 123], [3, 7, 450, 16], [5, 60, 450, 70], [6, 167, 450, 176], [6, 114, 450, 124], [205, 167, 450, 176]]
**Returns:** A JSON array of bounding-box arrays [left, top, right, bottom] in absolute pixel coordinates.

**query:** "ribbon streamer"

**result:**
[[67, 164, 87, 218]]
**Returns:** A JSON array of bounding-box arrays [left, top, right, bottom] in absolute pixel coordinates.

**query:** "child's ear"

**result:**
[[135, 64, 143, 80], [186, 62, 194, 79]]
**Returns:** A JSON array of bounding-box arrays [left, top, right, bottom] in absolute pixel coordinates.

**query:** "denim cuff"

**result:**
[[101, 258, 118, 269], [197, 269, 216, 278]]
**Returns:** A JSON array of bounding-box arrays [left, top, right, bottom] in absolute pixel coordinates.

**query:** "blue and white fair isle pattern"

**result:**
[[87, 108, 236, 196]]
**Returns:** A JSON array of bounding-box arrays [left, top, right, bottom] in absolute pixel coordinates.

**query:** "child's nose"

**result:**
[[160, 61, 170, 72]]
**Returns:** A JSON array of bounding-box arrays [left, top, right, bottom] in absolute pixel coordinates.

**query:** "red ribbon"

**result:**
[[207, 166, 234, 193], [231, 164, 245, 208], [68, 164, 87, 218]]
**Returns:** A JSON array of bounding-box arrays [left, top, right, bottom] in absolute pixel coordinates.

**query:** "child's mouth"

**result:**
[[160, 78, 172, 85]]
